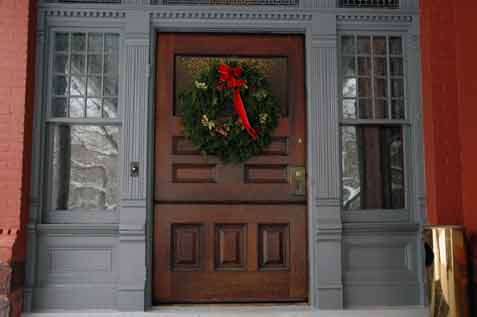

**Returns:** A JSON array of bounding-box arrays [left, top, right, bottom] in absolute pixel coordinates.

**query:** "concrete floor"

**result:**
[[23, 304, 428, 317]]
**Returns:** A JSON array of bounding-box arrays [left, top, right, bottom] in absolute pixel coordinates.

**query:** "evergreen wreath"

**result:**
[[179, 60, 279, 164]]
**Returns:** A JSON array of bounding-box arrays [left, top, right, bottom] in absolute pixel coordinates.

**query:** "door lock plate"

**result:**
[[288, 166, 306, 196]]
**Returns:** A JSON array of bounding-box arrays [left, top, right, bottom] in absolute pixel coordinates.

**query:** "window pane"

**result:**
[[373, 36, 387, 55], [54, 54, 69, 74], [105, 34, 120, 54], [390, 58, 403, 76], [87, 76, 102, 97], [50, 125, 120, 211], [342, 126, 405, 210], [342, 36, 356, 55], [51, 32, 120, 119], [69, 97, 85, 118], [392, 99, 405, 119], [86, 98, 102, 118], [358, 78, 371, 97], [374, 78, 387, 98], [374, 57, 387, 77], [391, 78, 404, 98], [103, 98, 118, 118], [343, 99, 357, 119], [357, 57, 371, 76], [72, 33, 86, 52], [389, 37, 403, 55], [70, 76, 86, 96], [342, 56, 355, 77], [343, 78, 357, 98], [104, 54, 118, 75], [55, 33, 70, 52], [71, 54, 86, 74], [88, 54, 103, 74], [53, 76, 69, 96], [358, 98, 372, 119], [341, 35, 405, 121], [52, 97, 68, 117], [88, 34, 103, 52], [103, 77, 118, 97], [358, 36, 371, 55], [375, 99, 388, 119]]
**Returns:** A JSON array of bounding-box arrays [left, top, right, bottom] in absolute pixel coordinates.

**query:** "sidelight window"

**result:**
[[340, 34, 406, 213], [46, 31, 121, 220]]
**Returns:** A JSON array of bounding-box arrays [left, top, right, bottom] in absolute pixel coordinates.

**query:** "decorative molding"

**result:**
[[36, 224, 119, 236], [150, 10, 312, 21], [318, 283, 344, 289], [316, 227, 343, 241], [337, 14, 413, 24], [303, 0, 336, 8], [343, 223, 420, 234], [343, 209, 410, 223], [339, 0, 399, 9], [43, 8, 126, 18], [47, 247, 113, 274], [311, 34, 337, 48], [316, 197, 340, 207], [159, 0, 300, 6], [41, 0, 122, 3]]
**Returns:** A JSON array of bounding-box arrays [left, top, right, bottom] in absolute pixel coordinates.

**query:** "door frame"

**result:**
[[152, 33, 309, 304], [145, 18, 340, 308]]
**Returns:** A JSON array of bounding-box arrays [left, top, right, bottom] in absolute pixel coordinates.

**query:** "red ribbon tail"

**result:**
[[233, 90, 257, 140]]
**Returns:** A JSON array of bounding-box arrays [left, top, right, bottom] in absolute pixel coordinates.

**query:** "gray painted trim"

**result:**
[[26, 0, 423, 312], [24, 9, 49, 313]]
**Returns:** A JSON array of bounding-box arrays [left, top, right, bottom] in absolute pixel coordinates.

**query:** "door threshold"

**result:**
[[151, 302, 311, 312]]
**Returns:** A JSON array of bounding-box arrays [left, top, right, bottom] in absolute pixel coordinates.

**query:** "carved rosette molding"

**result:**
[[337, 14, 413, 24], [150, 10, 312, 21]]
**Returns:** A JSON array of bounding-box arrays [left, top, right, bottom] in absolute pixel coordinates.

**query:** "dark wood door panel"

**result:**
[[154, 204, 308, 303], [154, 33, 307, 304], [155, 33, 306, 203]]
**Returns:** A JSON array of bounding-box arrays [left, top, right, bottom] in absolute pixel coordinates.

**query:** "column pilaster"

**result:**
[[118, 10, 151, 311], [307, 13, 343, 309]]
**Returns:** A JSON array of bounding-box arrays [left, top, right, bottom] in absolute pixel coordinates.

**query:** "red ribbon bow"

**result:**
[[218, 64, 257, 140]]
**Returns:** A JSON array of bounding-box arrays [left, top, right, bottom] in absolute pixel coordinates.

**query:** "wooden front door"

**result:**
[[153, 33, 307, 303]]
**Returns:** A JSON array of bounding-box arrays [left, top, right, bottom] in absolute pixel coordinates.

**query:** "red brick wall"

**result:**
[[0, 0, 36, 315], [421, 0, 477, 308], [420, 0, 463, 226], [0, 0, 35, 260], [455, 1, 477, 307]]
